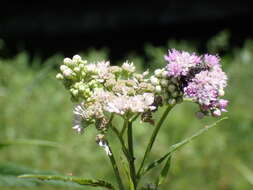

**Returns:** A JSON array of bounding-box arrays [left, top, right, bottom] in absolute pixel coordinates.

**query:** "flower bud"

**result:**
[[168, 98, 176, 105], [74, 67, 81, 72], [212, 109, 221, 117], [70, 88, 79, 96], [81, 71, 86, 77], [73, 54, 81, 62], [172, 91, 178, 97], [218, 89, 225, 96], [143, 70, 149, 76], [155, 85, 162, 93], [150, 76, 159, 85], [60, 65, 68, 72], [162, 70, 169, 78], [154, 69, 162, 77], [160, 79, 169, 87], [63, 68, 73, 78], [56, 73, 64, 80], [168, 84, 176, 92], [63, 58, 73, 65], [171, 77, 178, 84], [79, 85, 86, 91], [79, 63, 85, 68]]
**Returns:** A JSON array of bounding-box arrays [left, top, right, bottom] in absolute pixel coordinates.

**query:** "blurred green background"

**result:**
[[0, 31, 253, 190]]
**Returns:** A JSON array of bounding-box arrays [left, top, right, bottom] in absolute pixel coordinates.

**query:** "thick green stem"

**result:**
[[137, 105, 173, 180], [127, 120, 137, 189], [108, 145, 125, 190]]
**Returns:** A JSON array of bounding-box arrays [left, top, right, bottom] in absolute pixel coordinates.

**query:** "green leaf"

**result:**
[[120, 158, 134, 190], [141, 153, 169, 176], [18, 174, 115, 190], [164, 117, 227, 154], [0, 162, 55, 176], [156, 156, 171, 187], [234, 160, 253, 186], [0, 139, 61, 149], [141, 117, 227, 176]]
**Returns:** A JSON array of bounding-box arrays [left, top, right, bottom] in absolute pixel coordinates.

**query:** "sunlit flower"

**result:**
[[164, 49, 228, 117], [165, 49, 201, 77]]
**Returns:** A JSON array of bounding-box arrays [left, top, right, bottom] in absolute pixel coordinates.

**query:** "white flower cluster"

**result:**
[[104, 92, 155, 115], [57, 56, 158, 134]]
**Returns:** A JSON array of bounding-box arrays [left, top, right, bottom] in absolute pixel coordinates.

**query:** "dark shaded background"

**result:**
[[1, 1, 253, 60]]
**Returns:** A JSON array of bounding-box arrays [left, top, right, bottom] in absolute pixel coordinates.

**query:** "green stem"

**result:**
[[137, 105, 173, 180], [107, 144, 125, 190], [127, 120, 137, 189], [130, 113, 140, 123], [111, 125, 131, 162], [120, 119, 128, 137]]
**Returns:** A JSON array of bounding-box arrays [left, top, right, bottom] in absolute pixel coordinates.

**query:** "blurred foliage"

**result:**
[[0, 30, 253, 189]]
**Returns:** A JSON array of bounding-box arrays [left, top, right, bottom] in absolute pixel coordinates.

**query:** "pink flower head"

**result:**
[[204, 54, 220, 68], [165, 49, 201, 77], [164, 49, 228, 117]]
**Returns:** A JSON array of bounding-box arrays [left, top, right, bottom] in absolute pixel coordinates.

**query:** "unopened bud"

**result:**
[[218, 89, 225, 96], [60, 65, 68, 72], [70, 89, 79, 96], [171, 77, 178, 84], [74, 67, 81, 72], [154, 69, 162, 77], [212, 109, 221, 117], [150, 76, 159, 85], [162, 71, 169, 78], [63, 68, 73, 78], [63, 58, 73, 65], [172, 91, 178, 98], [56, 73, 64, 80], [160, 79, 169, 87], [168, 84, 176, 92], [168, 98, 176, 105], [155, 85, 162, 93], [73, 55, 81, 62]]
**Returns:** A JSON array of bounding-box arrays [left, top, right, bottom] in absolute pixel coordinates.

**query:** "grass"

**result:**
[[0, 31, 253, 189]]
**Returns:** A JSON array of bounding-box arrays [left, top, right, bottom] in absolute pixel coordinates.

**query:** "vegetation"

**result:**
[[0, 31, 253, 189]]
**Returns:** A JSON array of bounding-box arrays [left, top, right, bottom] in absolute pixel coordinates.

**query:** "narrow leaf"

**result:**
[[0, 139, 61, 149], [141, 154, 169, 176], [234, 160, 253, 186], [18, 174, 115, 190], [164, 117, 227, 155], [156, 156, 171, 186], [120, 158, 134, 190], [141, 117, 227, 176]]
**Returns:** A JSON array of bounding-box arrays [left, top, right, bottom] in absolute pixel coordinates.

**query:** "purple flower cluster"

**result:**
[[165, 49, 228, 117], [165, 49, 201, 77]]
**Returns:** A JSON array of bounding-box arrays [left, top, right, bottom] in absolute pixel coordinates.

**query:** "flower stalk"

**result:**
[[127, 120, 137, 189], [107, 142, 125, 190], [137, 105, 173, 180]]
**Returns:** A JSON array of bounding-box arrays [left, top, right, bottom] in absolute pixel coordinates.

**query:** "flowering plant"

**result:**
[[19, 50, 228, 190]]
